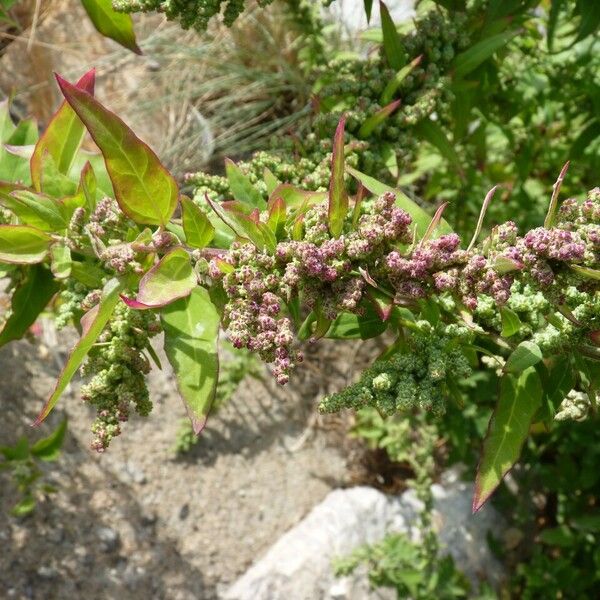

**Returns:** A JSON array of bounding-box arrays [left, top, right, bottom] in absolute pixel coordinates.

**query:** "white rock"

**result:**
[[221, 471, 505, 600]]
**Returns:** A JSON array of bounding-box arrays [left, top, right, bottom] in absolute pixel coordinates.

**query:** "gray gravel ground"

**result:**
[[0, 328, 359, 599]]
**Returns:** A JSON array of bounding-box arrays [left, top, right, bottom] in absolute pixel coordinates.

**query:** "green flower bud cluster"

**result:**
[[189, 6, 472, 200], [55, 281, 90, 330], [190, 138, 367, 203], [80, 303, 161, 452], [318, 330, 471, 417], [112, 0, 275, 31]]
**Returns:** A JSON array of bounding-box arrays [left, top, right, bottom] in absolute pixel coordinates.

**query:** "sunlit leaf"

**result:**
[[56, 74, 178, 226], [225, 159, 266, 210], [328, 117, 348, 238], [379, 1, 406, 69], [504, 340, 543, 374], [0, 225, 52, 263], [473, 368, 542, 512], [33, 278, 122, 425], [181, 196, 214, 249], [122, 248, 196, 309], [161, 286, 220, 434], [80, 0, 141, 54], [31, 69, 96, 192]]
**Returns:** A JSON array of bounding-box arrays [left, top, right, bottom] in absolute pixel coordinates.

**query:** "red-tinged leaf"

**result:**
[[0, 265, 59, 347], [181, 196, 214, 249], [493, 256, 524, 274], [473, 368, 542, 512], [249, 208, 260, 224], [544, 161, 570, 229], [468, 185, 498, 251], [358, 99, 401, 138], [380, 55, 423, 105], [352, 183, 366, 228], [359, 266, 378, 288], [79, 161, 97, 213], [292, 213, 304, 241], [205, 193, 246, 239], [267, 196, 286, 237], [420, 202, 449, 244], [124, 248, 196, 309], [380, 1, 406, 69], [80, 0, 141, 54], [33, 278, 122, 425], [0, 225, 52, 263], [161, 287, 220, 434], [328, 117, 348, 238], [367, 288, 394, 321], [56, 74, 178, 226], [31, 70, 96, 192]]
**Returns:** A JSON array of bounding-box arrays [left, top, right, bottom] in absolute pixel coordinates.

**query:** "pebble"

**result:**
[[96, 526, 121, 553]]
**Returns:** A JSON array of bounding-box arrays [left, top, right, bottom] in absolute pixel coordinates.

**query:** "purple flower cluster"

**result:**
[[210, 187, 600, 384], [211, 242, 301, 385]]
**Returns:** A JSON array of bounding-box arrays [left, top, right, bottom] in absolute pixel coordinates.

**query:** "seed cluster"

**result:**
[[80, 303, 161, 451], [319, 326, 472, 417]]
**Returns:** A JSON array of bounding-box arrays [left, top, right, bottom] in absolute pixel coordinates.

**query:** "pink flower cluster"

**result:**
[[209, 187, 600, 384]]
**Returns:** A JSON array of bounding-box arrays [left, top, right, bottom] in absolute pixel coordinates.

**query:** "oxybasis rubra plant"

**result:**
[[1, 70, 599, 511]]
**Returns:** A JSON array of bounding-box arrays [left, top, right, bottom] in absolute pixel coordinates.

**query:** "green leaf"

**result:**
[[570, 264, 600, 281], [574, 0, 600, 43], [50, 244, 72, 279], [364, 0, 373, 22], [70, 260, 106, 288], [500, 307, 521, 338], [30, 69, 96, 192], [225, 159, 266, 211], [181, 196, 214, 249], [358, 99, 401, 139], [33, 278, 122, 425], [263, 168, 280, 196], [2, 190, 68, 231], [380, 55, 422, 105], [0, 119, 37, 184], [547, 0, 564, 51], [414, 118, 462, 172], [123, 248, 196, 309], [379, 1, 406, 69], [0, 99, 16, 143], [505, 341, 543, 374], [539, 526, 575, 548], [326, 306, 388, 340], [161, 286, 220, 433], [473, 367, 542, 512], [80, 0, 141, 54], [266, 196, 286, 238], [56, 74, 178, 226], [11, 496, 36, 517], [0, 225, 52, 264], [346, 166, 453, 237], [31, 418, 68, 461], [0, 265, 59, 347], [328, 117, 348, 238], [0, 436, 29, 460], [452, 30, 519, 79]]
